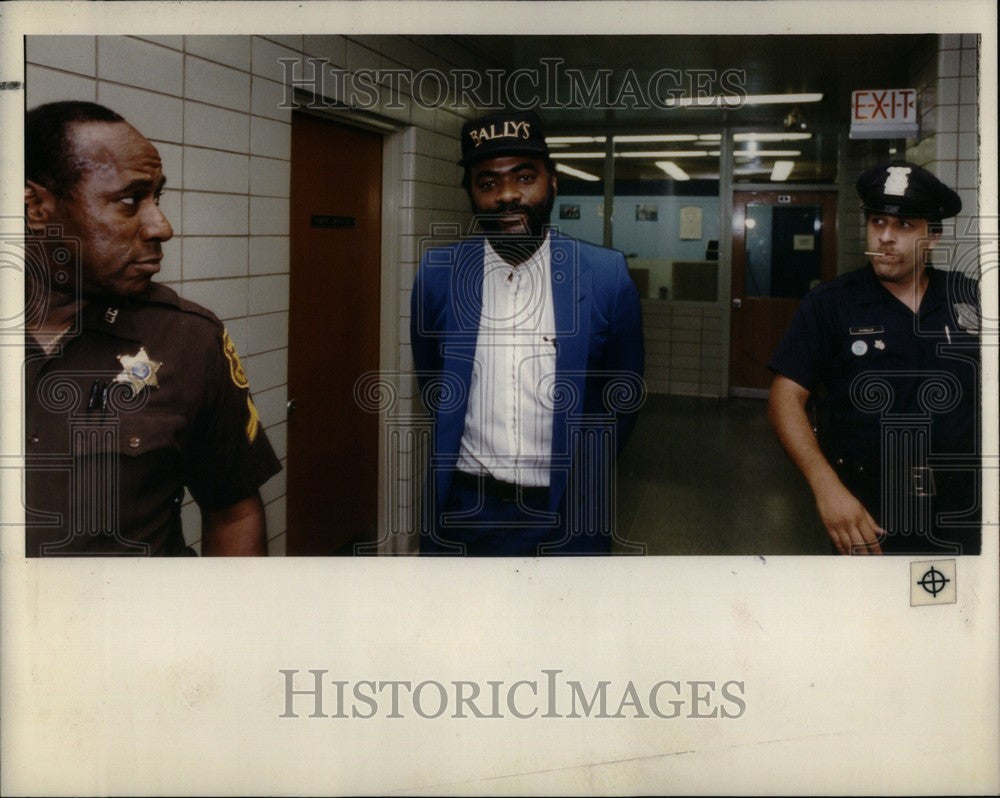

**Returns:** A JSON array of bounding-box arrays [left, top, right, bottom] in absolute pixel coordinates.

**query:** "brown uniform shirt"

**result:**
[[24, 283, 281, 556]]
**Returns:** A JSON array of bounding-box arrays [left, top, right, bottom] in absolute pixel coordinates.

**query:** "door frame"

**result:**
[[290, 100, 406, 555], [728, 189, 839, 396]]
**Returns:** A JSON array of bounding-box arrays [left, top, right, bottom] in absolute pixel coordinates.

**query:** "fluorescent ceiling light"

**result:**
[[674, 92, 823, 108], [770, 160, 795, 181], [617, 150, 709, 158], [553, 151, 711, 159], [546, 136, 607, 144], [699, 134, 722, 141], [734, 132, 813, 142], [555, 163, 602, 182], [733, 149, 803, 158], [614, 134, 699, 143], [655, 161, 690, 181]]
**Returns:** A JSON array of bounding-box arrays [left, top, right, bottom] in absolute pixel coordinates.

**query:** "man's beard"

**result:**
[[476, 192, 555, 264]]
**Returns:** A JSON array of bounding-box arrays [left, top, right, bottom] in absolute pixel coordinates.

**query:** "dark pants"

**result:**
[[835, 461, 981, 555], [421, 471, 613, 556]]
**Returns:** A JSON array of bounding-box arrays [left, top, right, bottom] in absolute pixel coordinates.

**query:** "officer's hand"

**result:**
[[815, 481, 884, 555]]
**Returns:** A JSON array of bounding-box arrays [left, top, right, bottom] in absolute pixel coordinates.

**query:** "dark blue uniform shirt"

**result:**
[[769, 264, 981, 553], [769, 264, 979, 464]]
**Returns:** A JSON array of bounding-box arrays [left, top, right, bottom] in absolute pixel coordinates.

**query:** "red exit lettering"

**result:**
[[852, 89, 916, 122]]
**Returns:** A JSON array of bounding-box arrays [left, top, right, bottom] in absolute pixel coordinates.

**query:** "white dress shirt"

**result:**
[[456, 233, 557, 487]]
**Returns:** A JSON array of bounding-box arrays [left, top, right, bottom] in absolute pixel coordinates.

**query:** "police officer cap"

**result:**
[[856, 160, 962, 219], [458, 110, 550, 167]]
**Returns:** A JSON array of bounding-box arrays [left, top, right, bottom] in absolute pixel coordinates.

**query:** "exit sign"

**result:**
[[850, 89, 918, 139]]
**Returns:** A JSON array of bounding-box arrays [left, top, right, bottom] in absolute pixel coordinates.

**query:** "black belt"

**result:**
[[451, 470, 550, 504], [831, 458, 974, 497]]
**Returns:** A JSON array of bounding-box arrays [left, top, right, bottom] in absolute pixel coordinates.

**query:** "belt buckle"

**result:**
[[911, 466, 936, 497]]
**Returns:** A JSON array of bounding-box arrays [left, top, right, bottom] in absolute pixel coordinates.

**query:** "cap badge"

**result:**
[[884, 166, 912, 196], [115, 346, 161, 395], [469, 120, 532, 148]]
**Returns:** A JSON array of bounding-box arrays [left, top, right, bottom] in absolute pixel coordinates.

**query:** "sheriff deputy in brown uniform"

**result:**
[[23, 101, 281, 556]]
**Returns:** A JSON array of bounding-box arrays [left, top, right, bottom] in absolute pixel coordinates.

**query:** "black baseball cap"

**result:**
[[856, 160, 962, 219], [457, 110, 550, 167]]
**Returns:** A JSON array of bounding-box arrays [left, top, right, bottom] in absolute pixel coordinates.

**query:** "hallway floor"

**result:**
[[613, 395, 831, 555]]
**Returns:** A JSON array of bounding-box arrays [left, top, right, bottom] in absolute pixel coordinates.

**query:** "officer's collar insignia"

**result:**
[[953, 302, 979, 333], [883, 165, 911, 196], [115, 347, 161, 395], [104, 307, 119, 324]]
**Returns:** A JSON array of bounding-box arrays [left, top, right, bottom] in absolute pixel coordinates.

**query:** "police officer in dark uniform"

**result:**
[[23, 101, 281, 556], [768, 161, 980, 555]]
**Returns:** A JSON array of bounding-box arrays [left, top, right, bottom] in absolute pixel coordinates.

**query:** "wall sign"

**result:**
[[850, 89, 918, 139], [311, 214, 356, 228], [679, 206, 703, 240]]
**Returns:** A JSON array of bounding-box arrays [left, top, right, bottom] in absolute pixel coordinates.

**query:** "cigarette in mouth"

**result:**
[[864, 251, 883, 256]]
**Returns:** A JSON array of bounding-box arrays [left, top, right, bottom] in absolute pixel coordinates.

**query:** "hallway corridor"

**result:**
[[614, 395, 830, 555]]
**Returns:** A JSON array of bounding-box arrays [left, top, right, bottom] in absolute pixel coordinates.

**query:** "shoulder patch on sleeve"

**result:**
[[245, 395, 261, 443], [222, 328, 250, 389]]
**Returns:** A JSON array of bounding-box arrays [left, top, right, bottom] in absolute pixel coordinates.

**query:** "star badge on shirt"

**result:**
[[115, 347, 161, 396]]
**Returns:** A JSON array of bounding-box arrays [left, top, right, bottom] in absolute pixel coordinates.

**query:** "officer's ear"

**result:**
[[25, 180, 58, 234]]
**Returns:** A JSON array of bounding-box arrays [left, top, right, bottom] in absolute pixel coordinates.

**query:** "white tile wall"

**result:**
[[249, 115, 290, 159], [182, 236, 249, 280], [183, 147, 250, 194], [134, 36, 184, 51], [185, 56, 252, 113], [185, 101, 251, 152], [97, 37, 184, 96], [247, 311, 289, 355], [248, 275, 289, 314], [250, 197, 290, 236], [243, 348, 287, 393], [184, 35, 252, 71], [26, 65, 95, 105], [182, 192, 249, 236], [249, 237, 290, 275], [251, 37, 302, 84], [250, 157, 292, 198], [98, 83, 184, 142], [251, 77, 292, 123], [26, 36, 96, 76]]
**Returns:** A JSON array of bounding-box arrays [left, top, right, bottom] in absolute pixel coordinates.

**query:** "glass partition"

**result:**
[[546, 135, 607, 247], [731, 128, 838, 184], [610, 133, 722, 301]]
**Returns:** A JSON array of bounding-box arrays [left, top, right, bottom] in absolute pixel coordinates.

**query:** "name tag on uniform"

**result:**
[[850, 326, 884, 335]]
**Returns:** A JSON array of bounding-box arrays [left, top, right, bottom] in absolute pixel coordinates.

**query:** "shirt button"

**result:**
[[129, 436, 141, 448], [29, 434, 39, 444], [835, 457, 844, 465]]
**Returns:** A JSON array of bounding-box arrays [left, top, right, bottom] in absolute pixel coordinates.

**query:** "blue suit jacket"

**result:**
[[410, 231, 644, 547]]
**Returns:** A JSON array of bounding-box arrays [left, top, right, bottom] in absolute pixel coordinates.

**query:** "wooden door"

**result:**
[[287, 112, 382, 554], [729, 191, 838, 392]]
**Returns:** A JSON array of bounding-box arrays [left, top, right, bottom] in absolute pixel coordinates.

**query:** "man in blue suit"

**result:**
[[410, 110, 644, 555]]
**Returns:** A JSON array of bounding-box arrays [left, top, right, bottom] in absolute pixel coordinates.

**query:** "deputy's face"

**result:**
[[51, 121, 173, 297], [468, 155, 557, 239], [866, 213, 938, 285]]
